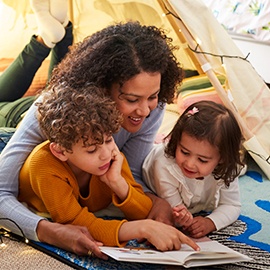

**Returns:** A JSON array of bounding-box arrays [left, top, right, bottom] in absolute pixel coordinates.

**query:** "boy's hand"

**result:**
[[100, 147, 123, 184], [100, 146, 129, 201]]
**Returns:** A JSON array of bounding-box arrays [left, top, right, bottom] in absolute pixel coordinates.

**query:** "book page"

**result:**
[[100, 240, 252, 267], [99, 247, 185, 265], [166, 241, 251, 267]]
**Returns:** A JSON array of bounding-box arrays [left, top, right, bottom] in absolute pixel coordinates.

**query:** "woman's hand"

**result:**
[[145, 193, 174, 225], [37, 220, 108, 259]]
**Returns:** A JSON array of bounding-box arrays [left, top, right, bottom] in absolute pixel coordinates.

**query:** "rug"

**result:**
[[1, 142, 270, 269], [25, 156, 270, 270], [235, 156, 270, 252]]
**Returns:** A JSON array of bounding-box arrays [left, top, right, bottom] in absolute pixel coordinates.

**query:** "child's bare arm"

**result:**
[[118, 219, 200, 251]]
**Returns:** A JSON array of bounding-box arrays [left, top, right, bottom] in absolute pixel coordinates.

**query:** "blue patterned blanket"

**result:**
[[29, 157, 270, 269], [0, 126, 269, 269]]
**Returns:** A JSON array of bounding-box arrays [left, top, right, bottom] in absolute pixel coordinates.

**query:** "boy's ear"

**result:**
[[49, 142, 68, 161]]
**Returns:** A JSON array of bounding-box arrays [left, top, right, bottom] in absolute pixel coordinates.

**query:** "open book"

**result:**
[[100, 240, 252, 268]]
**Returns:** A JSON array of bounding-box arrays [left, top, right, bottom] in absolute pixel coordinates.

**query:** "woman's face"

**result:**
[[111, 72, 161, 133]]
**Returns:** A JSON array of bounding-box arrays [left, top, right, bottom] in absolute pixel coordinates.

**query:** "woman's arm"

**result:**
[[37, 220, 107, 258], [0, 102, 45, 240]]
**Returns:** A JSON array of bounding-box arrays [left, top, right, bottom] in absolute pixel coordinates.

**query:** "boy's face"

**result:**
[[175, 132, 221, 179], [64, 135, 116, 176]]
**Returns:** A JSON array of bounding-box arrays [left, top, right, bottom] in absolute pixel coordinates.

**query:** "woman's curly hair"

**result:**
[[48, 21, 184, 105], [36, 85, 123, 152], [164, 100, 244, 187]]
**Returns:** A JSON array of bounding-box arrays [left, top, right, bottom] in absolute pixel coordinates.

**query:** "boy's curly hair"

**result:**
[[36, 85, 123, 152], [49, 21, 184, 105]]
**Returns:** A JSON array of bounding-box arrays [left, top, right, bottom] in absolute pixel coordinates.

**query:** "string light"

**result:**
[[0, 218, 29, 245], [247, 150, 270, 164], [162, 3, 251, 64], [0, 233, 6, 248], [188, 44, 251, 63], [161, 2, 270, 166]]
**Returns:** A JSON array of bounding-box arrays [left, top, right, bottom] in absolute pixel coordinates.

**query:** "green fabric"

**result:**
[[0, 96, 35, 128], [177, 74, 226, 95]]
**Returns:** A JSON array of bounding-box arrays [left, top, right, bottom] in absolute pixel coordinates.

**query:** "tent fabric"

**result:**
[[164, 0, 270, 178], [0, 0, 195, 70], [0, 0, 270, 178]]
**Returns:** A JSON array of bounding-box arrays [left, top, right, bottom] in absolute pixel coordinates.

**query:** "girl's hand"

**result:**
[[172, 204, 193, 228], [185, 216, 216, 238], [99, 146, 129, 201]]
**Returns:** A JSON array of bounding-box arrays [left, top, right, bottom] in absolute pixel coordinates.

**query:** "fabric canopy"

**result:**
[[1, 0, 270, 178], [164, 0, 270, 178]]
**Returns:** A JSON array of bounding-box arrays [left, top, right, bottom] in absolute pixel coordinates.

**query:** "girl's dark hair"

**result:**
[[48, 21, 184, 105], [165, 100, 244, 186]]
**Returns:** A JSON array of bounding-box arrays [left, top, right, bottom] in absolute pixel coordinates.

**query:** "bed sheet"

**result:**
[[201, 0, 270, 42]]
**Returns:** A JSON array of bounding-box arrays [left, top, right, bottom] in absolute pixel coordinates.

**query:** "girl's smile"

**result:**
[[175, 132, 221, 179]]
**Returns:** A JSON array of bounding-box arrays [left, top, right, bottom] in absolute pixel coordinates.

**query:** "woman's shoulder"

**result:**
[[138, 104, 165, 133]]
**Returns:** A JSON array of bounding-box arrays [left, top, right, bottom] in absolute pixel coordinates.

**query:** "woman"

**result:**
[[0, 21, 184, 256]]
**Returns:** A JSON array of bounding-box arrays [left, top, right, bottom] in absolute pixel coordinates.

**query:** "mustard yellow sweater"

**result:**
[[19, 141, 152, 246]]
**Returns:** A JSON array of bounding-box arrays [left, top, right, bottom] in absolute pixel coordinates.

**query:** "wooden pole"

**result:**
[[160, 0, 253, 140]]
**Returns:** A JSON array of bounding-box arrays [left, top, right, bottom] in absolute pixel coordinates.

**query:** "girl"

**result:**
[[143, 100, 244, 238]]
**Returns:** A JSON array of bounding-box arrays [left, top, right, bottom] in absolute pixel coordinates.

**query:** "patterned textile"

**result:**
[[26, 157, 270, 269], [0, 127, 16, 152], [201, 0, 270, 41], [176, 74, 225, 115]]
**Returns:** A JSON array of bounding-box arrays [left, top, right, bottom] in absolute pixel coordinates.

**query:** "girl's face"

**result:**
[[64, 135, 116, 177], [175, 132, 221, 179], [111, 72, 161, 133]]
